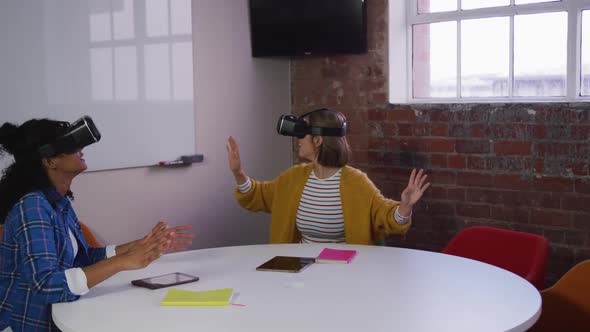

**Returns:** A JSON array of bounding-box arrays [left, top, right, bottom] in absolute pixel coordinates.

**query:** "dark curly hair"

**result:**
[[0, 119, 72, 224]]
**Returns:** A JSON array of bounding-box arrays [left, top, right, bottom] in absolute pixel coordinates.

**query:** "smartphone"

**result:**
[[256, 256, 315, 273], [131, 272, 199, 290]]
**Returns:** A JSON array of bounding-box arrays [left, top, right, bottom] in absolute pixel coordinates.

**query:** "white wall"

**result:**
[[70, 0, 292, 248]]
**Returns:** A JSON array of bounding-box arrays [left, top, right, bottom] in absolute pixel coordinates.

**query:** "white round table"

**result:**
[[52, 244, 541, 332]]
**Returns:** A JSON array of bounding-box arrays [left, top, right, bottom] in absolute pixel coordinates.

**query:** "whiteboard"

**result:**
[[0, 0, 195, 171]]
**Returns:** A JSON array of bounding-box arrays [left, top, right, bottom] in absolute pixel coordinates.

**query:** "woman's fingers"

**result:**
[[408, 168, 416, 186]]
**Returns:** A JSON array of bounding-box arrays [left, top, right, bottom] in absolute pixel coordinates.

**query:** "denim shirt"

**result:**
[[0, 189, 106, 332]]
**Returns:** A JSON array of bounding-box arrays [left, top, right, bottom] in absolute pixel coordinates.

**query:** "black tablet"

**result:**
[[256, 256, 315, 273], [131, 272, 199, 290]]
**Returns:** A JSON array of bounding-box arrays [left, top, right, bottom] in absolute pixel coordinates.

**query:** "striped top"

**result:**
[[296, 169, 345, 243], [237, 168, 410, 244]]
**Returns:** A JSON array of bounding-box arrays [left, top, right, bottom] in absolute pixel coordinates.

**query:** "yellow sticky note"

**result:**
[[160, 288, 233, 306]]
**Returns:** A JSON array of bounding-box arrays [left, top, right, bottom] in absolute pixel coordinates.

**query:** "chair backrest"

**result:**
[[529, 260, 590, 331], [443, 226, 549, 289], [79, 222, 102, 248]]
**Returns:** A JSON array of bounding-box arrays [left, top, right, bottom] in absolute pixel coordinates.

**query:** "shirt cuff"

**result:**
[[237, 177, 252, 193], [394, 206, 412, 225], [106, 245, 117, 258], [65, 267, 89, 296]]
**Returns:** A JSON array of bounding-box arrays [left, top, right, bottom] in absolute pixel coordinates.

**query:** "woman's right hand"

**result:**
[[226, 136, 248, 185]]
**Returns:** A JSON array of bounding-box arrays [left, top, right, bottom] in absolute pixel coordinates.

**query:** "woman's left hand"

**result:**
[[152, 221, 194, 252], [400, 168, 430, 208]]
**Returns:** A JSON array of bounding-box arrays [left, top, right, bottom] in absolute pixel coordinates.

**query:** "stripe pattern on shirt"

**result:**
[[296, 169, 345, 243]]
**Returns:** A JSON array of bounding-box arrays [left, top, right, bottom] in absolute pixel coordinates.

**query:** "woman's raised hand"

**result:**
[[399, 169, 430, 213], [226, 136, 248, 185]]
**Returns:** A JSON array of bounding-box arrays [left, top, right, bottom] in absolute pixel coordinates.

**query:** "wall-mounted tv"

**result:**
[[249, 0, 367, 57]]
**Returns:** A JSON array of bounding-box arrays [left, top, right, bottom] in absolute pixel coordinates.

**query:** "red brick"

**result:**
[[534, 160, 544, 174], [397, 123, 413, 136], [571, 161, 589, 176], [367, 108, 387, 121], [425, 139, 455, 153], [491, 206, 530, 223], [493, 174, 532, 191], [427, 170, 457, 185], [425, 109, 451, 122], [562, 196, 590, 213], [448, 188, 466, 201], [448, 155, 466, 169], [564, 230, 587, 247], [517, 191, 561, 209], [466, 189, 519, 205], [467, 156, 486, 170], [456, 139, 490, 154], [533, 176, 573, 193], [431, 123, 449, 136], [428, 186, 447, 199], [530, 209, 572, 227], [494, 141, 532, 156], [430, 154, 447, 168], [543, 229, 565, 244], [575, 179, 590, 194], [368, 137, 388, 150], [573, 213, 590, 229], [413, 123, 430, 136], [424, 201, 455, 216], [387, 108, 416, 121], [457, 203, 491, 218], [457, 172, 493, 187], [532, 125, 546, 139]]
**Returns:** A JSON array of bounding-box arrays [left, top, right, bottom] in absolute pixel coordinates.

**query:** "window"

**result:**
[[89, 0, 193, 101], [389, 0, 590, 103]]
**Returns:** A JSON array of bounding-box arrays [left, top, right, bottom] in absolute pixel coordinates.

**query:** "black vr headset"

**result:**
[[38, 116, 101, 158], [276, 109, 347, 139]]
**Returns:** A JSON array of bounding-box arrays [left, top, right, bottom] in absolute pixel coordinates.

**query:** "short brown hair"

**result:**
[[304, 109, 351, 168]]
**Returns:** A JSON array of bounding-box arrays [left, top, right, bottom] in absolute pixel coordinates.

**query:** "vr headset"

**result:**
[[38, 116, 101, 158], [276, 109, 347, 139]]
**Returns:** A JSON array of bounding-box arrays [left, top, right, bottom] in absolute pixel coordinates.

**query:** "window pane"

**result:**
[[582, 11, 590, 96], [418, 0, 456, 14], [514, 12, 567, 97], [144, 44, 171, 100], [462, 0, 509, 10], [90, 48, 113, 100], [146, 0, 169, 37], [89, 0, 111, 42], [413, 22, 457, 98], [114, 46, 138, 100], [113, 0, 134, 40], [461, 17, 509, 97], [172, 42, 193, 100], [515, 0, 559, 4], [170, 0, 192, 35]]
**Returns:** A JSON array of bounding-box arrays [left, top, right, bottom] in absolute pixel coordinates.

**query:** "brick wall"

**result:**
[[291, 0, 590, 285]]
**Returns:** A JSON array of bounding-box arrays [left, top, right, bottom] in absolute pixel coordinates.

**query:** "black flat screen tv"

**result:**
[[249, 0, 367, 57]]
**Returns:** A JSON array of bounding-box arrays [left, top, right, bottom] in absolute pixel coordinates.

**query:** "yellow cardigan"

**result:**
[[235, 163, 411, 244]]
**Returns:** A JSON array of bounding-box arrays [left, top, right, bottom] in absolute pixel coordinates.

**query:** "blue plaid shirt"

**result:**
[[0, 189, 106, 332]]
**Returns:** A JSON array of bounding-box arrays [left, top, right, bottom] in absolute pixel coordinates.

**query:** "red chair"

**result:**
[[443, 226, 549, 289]]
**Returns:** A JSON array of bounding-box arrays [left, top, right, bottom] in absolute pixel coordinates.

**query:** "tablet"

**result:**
[[256, 256, 315, 273], [131, 272, 199, 290]]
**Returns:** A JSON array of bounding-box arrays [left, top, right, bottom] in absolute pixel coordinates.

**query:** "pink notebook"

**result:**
[[316, 248, 357, 264]]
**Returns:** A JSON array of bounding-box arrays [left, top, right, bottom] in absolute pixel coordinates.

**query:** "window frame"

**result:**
[[389, 0, 590, 103]]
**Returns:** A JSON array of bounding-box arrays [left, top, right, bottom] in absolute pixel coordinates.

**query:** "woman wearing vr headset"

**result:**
[[227, 108, 430, 244], [0, 118, 193, 332]]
